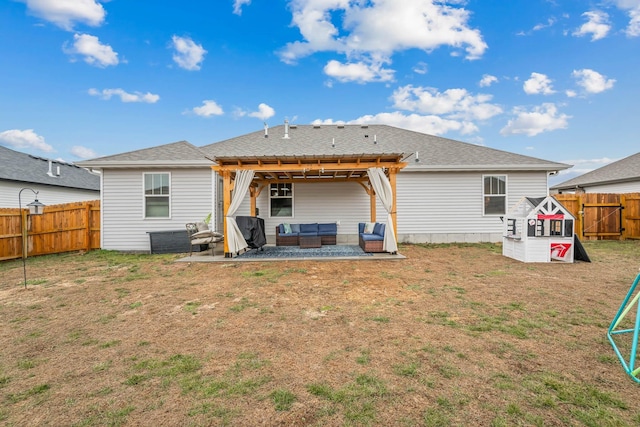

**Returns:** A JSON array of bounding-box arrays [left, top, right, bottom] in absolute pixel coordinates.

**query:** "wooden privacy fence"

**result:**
[[553, 193, 640, 241], [0, 200, 100, 261]]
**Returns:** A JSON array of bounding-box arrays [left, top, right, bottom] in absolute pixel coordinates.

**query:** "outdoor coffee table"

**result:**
[[299, 235, 322, 249]]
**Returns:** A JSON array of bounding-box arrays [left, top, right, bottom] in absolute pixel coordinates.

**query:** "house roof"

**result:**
[[201, 124, 570, 172], [76, 124, 570, 173], [551, 151, 640, 191], [75, 141, 212, 168], [0, 145, 100, 191]]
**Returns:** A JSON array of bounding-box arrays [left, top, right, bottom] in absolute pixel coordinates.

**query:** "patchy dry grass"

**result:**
[[1, 241, 640, 426]]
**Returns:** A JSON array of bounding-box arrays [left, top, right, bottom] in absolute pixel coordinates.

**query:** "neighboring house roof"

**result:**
[[0, 145, 100, 191], [551, 151, 640, 191], [77, 124, 570, 173], [76, 141, 212, 168], [201, 125, 570, 172]]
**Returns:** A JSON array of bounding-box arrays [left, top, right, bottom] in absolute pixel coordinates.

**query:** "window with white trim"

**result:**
[[483, 175, 506, 215], [144, 172, 170, 218], [269, 183, 293, 217]]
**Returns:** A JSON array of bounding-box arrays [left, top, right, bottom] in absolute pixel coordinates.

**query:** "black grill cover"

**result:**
[[235, 216, 267, 249]]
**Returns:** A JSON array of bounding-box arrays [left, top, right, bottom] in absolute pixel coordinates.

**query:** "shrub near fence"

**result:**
[[0, 200, 100, 261], [553, 193, 640, 241]]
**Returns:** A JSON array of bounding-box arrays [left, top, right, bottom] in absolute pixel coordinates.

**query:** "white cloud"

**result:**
[[88, 88, 160, 103], [562, 157, 616, 166], [247, 103, 276, 120], [279, 0, 487, 75], [233, 0, 251, 15], [191, 100, 224, 117], [22, 0, 105, 30], [0, 129, 54, 152], [314, 112, 478, 136], [613, 1, 640, 36], [571, 69, 615, 94], [70, 145, 97, 159], [565, 89, 577, 98], [629, 9, 640, 36], [573, 11, 610, 41], [171, 35, 207, 71], [323, 59, 394, 83], [391, 85, 502, 121], [479, 74, 498, 87], [500, 103, 570, 136], [533, 18, 556, 32], [555, 157, 617, 177], [413, 62, 428, 75], [64, 33, 119, 67], [235, 103, 277, 120], [523, 72, 555, 95]]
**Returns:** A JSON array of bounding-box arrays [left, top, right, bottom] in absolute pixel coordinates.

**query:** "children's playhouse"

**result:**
[[502, 196, 575, 263]]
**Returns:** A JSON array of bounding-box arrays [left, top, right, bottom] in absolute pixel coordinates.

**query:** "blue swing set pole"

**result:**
[[607, 272, 640, 383]]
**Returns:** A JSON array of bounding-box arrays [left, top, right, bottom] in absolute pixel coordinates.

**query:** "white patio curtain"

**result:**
[[367, 167, 398, 253], [225, 169, 255, 254]]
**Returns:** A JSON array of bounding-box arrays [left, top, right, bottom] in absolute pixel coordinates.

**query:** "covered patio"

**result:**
[[212, 152, 408, 258]]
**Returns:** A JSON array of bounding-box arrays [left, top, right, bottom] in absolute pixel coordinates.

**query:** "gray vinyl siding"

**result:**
[[102, 168, 550, 250], [0, 180, 99, 208], [396, 171, 549, 243], [101, 168, 213, 251]]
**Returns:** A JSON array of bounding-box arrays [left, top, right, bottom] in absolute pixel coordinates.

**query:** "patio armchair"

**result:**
[[358, 222, 386, 253], [186, 222, 223, 256]]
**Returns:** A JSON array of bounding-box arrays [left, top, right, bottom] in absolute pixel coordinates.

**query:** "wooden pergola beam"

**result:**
[[213, 160, 402, 173]]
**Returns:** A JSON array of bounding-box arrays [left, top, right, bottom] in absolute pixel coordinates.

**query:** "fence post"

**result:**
[[620, 194, 627, 241], [85, 202, 91, 251], [576, 194, 584, 241]]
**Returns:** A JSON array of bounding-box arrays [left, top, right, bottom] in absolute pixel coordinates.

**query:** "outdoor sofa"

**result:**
[[275, 222, 337, 246], [358, 222, 386, 253]]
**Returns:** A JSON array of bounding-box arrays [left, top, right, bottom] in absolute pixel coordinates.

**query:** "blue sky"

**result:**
[[1, 0, 639, 185]]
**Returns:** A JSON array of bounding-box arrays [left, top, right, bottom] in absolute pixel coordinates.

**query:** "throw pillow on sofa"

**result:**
[[373, 223, 385, 236], [363, 222, 375, 234]]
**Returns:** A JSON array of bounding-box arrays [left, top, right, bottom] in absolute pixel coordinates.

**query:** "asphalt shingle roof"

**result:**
[[76, 124, 569, 172], [551, 151, 640, 190], [0, 145, 100, 190], [201, 124, 569, 171], [76, 141, 211, 166]]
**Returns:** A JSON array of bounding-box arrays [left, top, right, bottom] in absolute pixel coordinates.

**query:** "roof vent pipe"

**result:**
[[47, 160, 55, 177], [264, 122, 268, 138], [374, 134, 377, 144], [56, 165, 61, 176], [283, 119, 290, 139]]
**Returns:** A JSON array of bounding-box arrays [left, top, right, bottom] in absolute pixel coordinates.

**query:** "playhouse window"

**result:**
[[143, 172, 170, 218], [550, 220, 562, 236], [528, 218, 574, 237], [269, 183, 293, 217], [483, 175, 506, 215]]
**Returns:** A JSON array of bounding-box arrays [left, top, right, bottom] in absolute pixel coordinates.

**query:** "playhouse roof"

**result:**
[[507, 195, 574, 219]]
